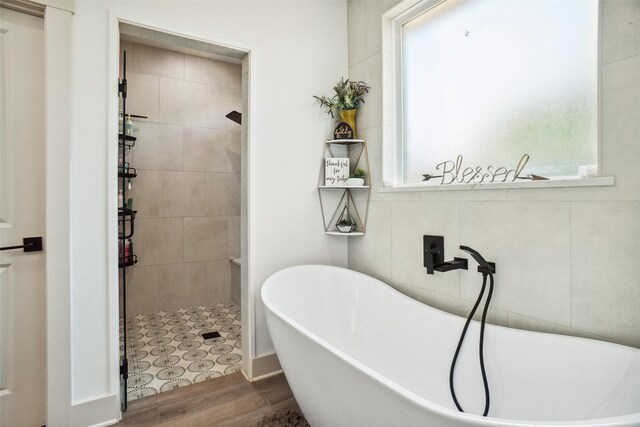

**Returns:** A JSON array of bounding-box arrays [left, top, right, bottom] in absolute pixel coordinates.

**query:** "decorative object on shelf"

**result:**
[[313, 78, 370, 139], [421, 154, 549, 185], [325, 157, 349, 186], [336, 205, 356, 233], [334, 120, 354, 140], [347, 168, 366, 187]]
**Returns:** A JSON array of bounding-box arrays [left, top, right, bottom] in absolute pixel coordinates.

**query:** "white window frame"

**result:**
[[381, 0, 613, 192]]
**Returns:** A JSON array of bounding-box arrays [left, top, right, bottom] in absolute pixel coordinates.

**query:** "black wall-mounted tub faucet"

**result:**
[[424, 235, 468, 274]]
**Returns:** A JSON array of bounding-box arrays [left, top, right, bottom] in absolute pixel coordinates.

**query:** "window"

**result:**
[[391, 0, 599, 186]]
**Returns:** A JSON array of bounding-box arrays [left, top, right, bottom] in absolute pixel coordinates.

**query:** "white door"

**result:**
[[0, 7, 46, 427]]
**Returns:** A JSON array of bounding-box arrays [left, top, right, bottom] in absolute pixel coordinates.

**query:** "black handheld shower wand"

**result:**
[[450, 246, 495, 417]]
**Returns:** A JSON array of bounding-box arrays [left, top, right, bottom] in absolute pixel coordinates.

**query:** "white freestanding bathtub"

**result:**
[[261, 265, 640, 427]]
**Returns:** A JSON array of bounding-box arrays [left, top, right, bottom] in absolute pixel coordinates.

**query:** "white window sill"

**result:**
[[378, 176, 615, 192]]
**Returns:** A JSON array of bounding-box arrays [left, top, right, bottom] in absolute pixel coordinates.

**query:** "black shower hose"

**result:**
[[449, 271, 494, 417]]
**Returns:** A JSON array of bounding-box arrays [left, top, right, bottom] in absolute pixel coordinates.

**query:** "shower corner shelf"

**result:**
[[317, 138, 370, 236], [119, 254, 138, 268], [325, 231, 365, 236], [118, 166, 137, 179], [119, 133, 136, 148]]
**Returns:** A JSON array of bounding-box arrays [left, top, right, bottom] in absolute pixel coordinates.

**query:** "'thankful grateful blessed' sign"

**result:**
[[422, 154, 548, 185]]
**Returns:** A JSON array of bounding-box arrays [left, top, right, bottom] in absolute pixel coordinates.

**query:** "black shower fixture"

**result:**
[[225, 110, 242, 125], [423, 235, 468, 274], [423, 235, 495, 274]]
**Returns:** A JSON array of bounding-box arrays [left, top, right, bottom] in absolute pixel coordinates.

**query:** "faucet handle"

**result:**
[[423, 235, 444, 275]]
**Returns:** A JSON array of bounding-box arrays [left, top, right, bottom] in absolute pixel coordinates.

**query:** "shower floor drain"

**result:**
[[202, 331, 222, 340]]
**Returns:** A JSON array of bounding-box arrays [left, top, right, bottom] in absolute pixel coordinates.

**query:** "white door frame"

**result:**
[[42, 3, 73, 426], [105, 12, 253, 420]]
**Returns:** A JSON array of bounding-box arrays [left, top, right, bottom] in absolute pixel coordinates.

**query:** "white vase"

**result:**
[[347, 178, 365, 187]]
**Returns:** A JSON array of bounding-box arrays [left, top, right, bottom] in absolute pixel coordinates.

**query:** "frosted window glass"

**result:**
[[402, 0, 598, 184]]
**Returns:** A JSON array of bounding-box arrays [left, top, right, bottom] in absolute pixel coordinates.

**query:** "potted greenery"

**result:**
[[335, 204, 356, 233], [314, 78, 370, 138], [347, 168, 366, 187], [336, 216, 355, 233]]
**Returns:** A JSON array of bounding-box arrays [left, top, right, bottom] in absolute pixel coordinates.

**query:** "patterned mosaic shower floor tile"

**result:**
[[120, 302, 242, 401]]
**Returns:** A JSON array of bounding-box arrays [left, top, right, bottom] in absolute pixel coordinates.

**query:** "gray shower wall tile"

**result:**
[[133, 44, 185, 80], [158, 262, 207, 311], [185, 55, 229, 87], [228, 64, 242, 90], [571, 202, 640, 347], [390, 201, 460, 298], [206, 86, 241, 130], [126, 72, 159, 122], [158, 171, 206, 217], [135, 217, 184, 266], [459, 202, 571, 327], [126, 265, 159, 317], [129, 169, 158, 218], [159, 78, 207, 127], [228, 216, 240, 259], [206, 173, 240, 217], [133, 122, 183, 171], [207, 260, 232, 304], [183, 127, 229, 173], [184, 217, 229, 262], [227, 131, 241, 174]]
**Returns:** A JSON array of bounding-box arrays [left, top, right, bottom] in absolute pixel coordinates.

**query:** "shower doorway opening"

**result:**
[[114, 22, 250, 411]]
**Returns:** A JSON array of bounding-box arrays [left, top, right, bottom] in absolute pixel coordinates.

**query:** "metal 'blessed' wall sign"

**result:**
[[422, 154, 548, 185]]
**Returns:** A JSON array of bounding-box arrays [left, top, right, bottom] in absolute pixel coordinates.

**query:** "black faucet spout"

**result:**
[[434, 257, 468, 273]]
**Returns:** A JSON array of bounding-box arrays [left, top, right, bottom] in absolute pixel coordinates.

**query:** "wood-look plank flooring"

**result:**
[[119, 372, 301, 426]]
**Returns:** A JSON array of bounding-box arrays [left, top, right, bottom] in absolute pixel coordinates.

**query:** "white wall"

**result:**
[[68, 0, 348, 418], [347, 0, 640, 348]]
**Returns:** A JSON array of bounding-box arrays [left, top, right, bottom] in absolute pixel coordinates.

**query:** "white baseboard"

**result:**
[[249, 352, 282, 381], [72, 394, 119, 427]]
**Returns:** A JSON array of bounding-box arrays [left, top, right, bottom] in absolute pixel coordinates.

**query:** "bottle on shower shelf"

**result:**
[[123, 239, 131, 263], [125, 115, 134, 136]]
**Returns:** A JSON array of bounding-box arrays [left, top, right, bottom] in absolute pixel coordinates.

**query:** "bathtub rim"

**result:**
[[261, 264, 640, 427]]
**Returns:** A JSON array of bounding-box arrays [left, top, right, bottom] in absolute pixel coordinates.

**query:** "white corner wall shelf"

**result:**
[[317, 139, 370, 236]]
